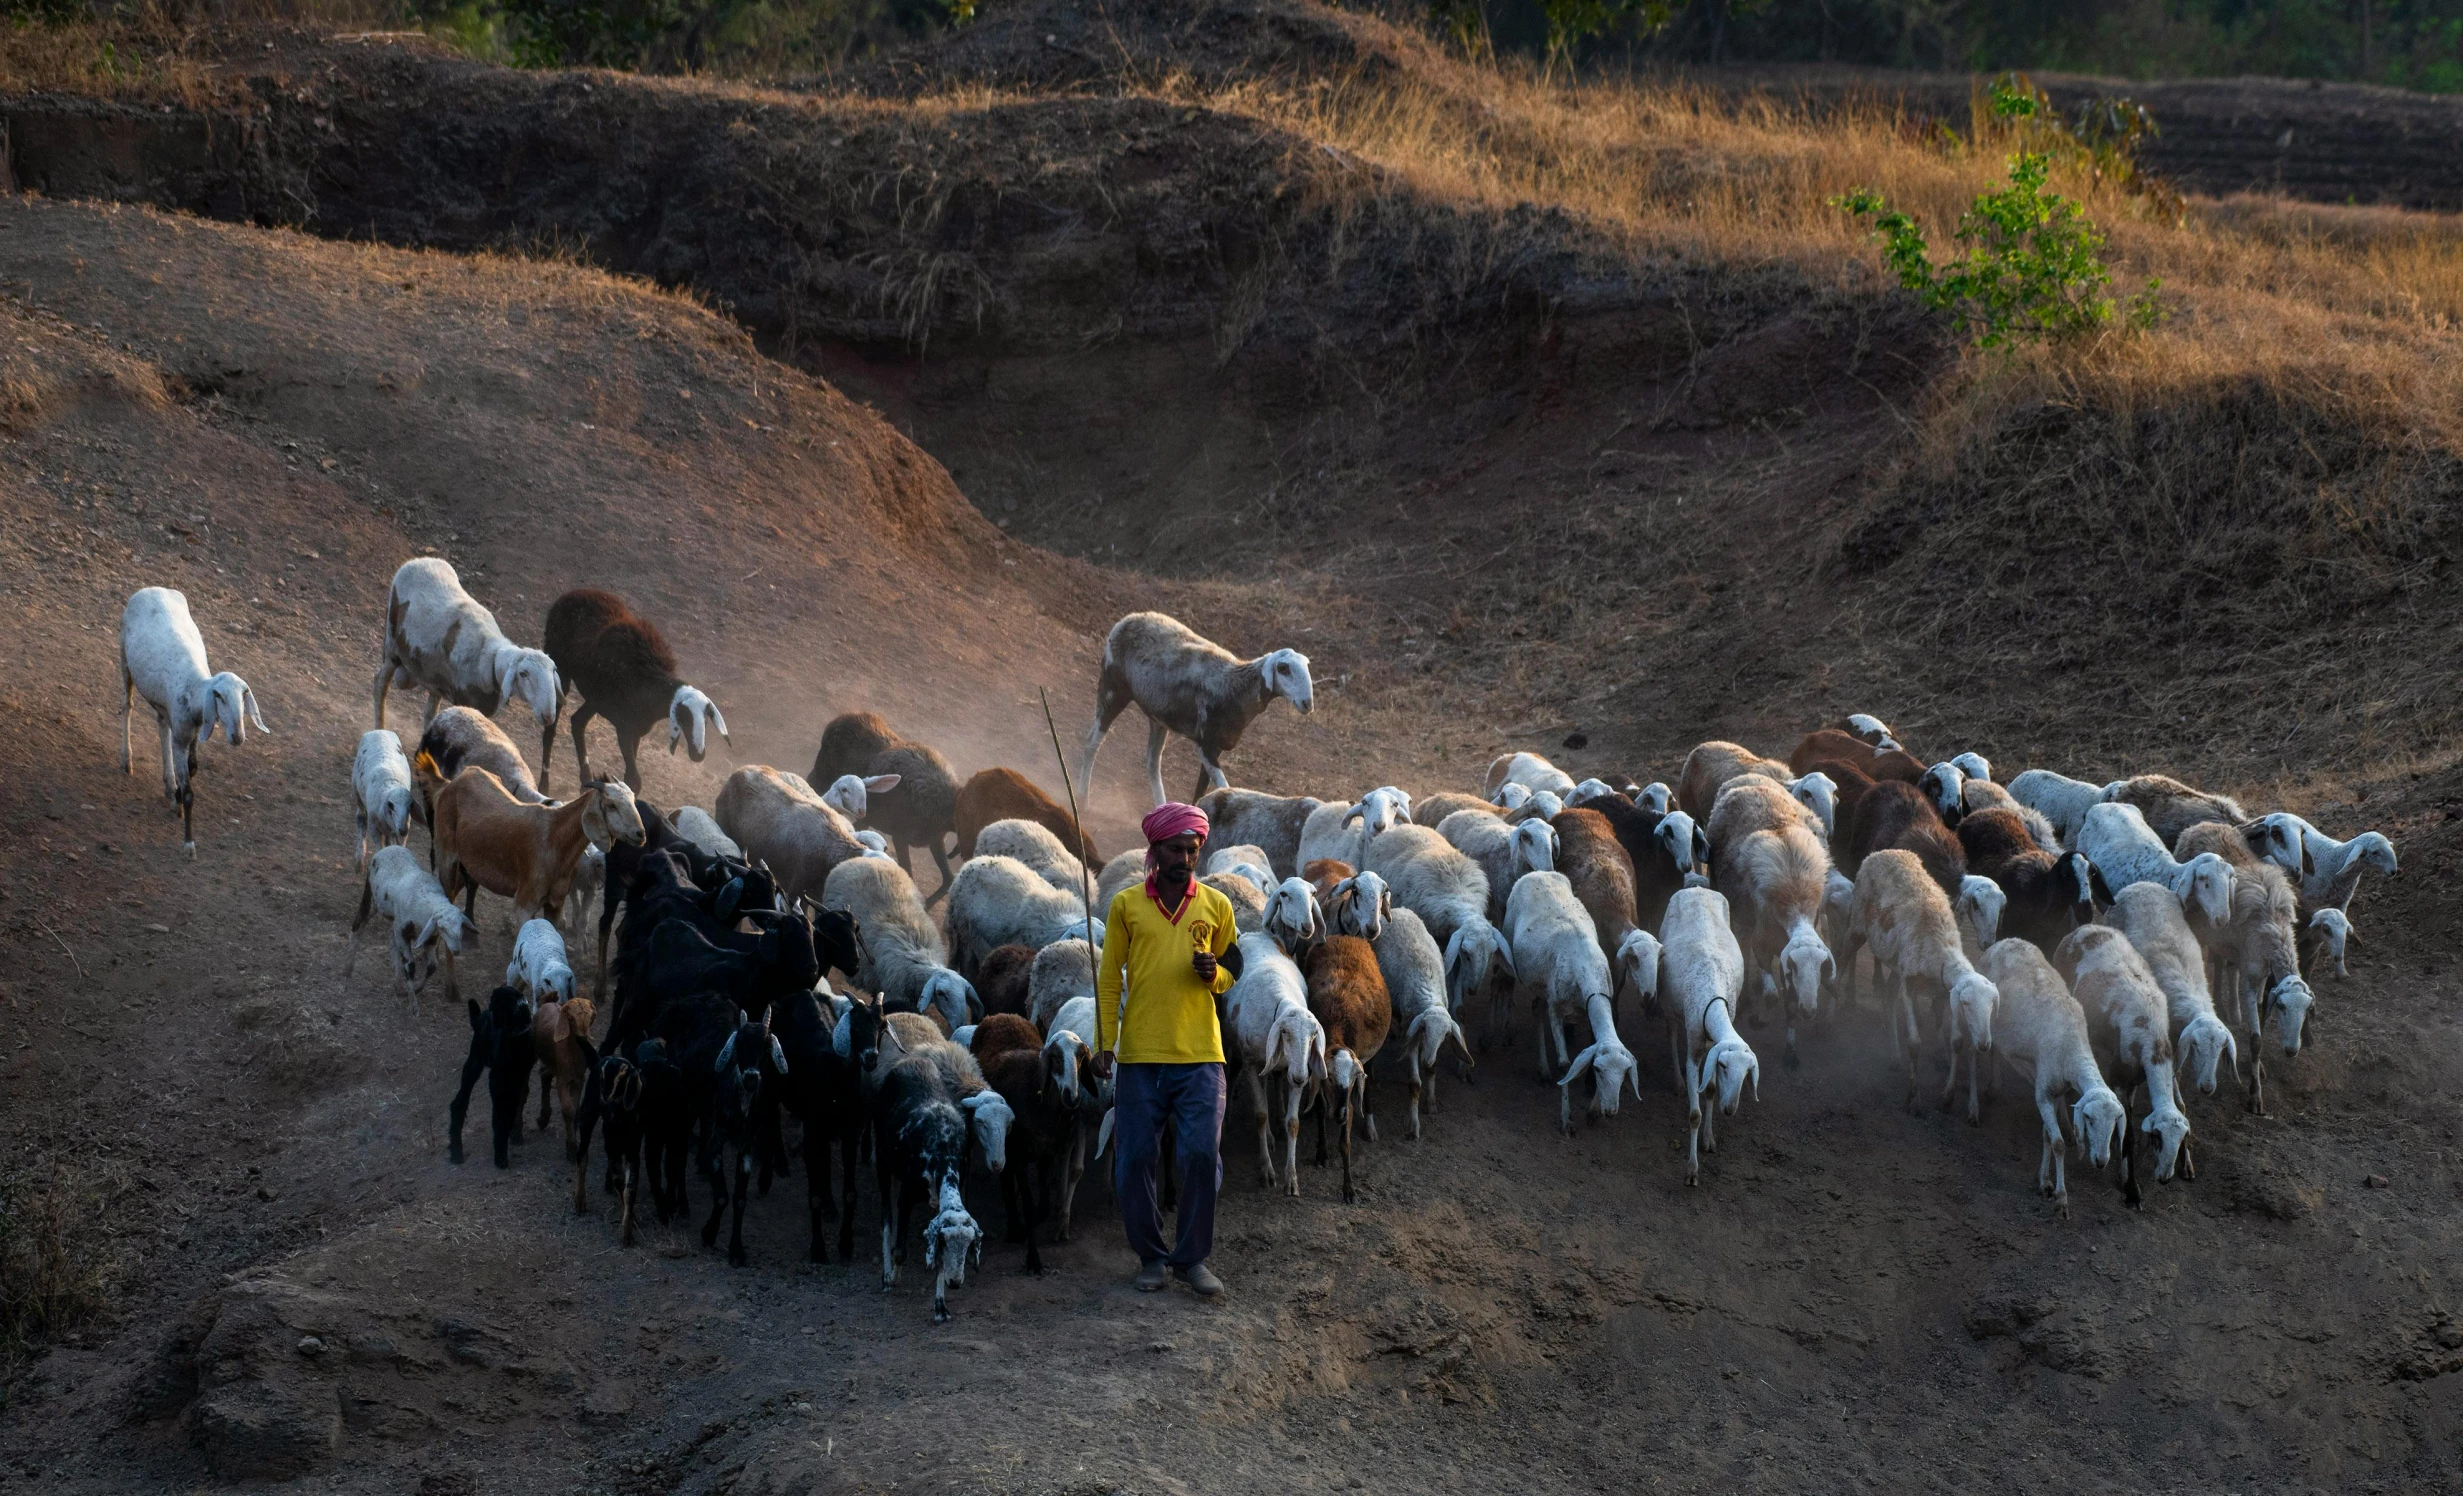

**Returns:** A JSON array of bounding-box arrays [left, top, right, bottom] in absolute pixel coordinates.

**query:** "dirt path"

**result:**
[[2, 191, 2461, 1496]]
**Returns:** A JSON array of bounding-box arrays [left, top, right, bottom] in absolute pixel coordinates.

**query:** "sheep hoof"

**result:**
[[447, 1143, 464, 1165], [729, 1245, 748, 1267]]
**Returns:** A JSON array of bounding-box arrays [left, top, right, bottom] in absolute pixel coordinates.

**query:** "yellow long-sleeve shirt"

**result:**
[[1096, 879, 1238, 1064]]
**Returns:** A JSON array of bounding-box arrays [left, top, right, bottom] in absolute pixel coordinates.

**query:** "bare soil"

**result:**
[[0, 8, 2460, 1494]]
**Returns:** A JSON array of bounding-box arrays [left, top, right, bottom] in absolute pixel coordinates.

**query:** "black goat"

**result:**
[[607, 896, 821, 1055], [570, 1038, 648, 1245], [541, 588, 728, 793], [1585, 793, 1706, 939], [449, 986, 536, 1168], [659, 1000, 784, 1267], [873, 1047, 984, 1321], [592, 801, 770, 998], [769, 989, 875, 1263]]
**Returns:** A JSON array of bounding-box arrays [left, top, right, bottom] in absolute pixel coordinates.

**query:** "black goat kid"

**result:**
[[700, 1008, 787, 1267], [449, 986, 536, 1168]]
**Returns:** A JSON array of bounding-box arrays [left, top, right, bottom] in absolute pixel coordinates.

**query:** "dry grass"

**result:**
[[0, 1160, 123, 1367]]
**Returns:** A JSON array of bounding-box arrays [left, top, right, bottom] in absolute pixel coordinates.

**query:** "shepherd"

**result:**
[[1093, 801, 1245, 1297]]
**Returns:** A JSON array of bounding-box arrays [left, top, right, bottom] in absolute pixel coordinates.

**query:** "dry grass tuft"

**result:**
[[0, 1160, 123, 1365]]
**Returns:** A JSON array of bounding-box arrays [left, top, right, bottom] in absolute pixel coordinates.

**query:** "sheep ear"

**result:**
[[1692, 825, 1711, 867], [863, 774, 900, 794], [1748, 1056, 1761, 1101], [706, 699, 730, 745], [1379, 890, 1392, 924], [715, 1032, 738, 1072], [1342, 805, 1365, 828], [1562, 1043, 1597, 1086], [2300, 843, 2315, 879], [716, 876, 746, 925], [242, 686, 267, 734], [769, 1036, 788, 1073]]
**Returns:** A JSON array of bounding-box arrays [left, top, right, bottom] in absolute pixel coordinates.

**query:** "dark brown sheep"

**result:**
[[1958, 808, 2109, 954], [1303, 935, 1391, 1205], [540, 589, 727, 793], [953, 767, 1101, 864], [1842, 781, 1965, 897], [976, 943, 1037, 1017], [1791, 728, 1924, 785]]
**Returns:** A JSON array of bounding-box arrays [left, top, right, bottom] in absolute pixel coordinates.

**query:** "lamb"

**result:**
[[2306, 907, 2354, 979], [948, 857, 1102, 977], [2103, 774, 2247, 847], [2173, 823, 2316, 1116], [822, 856, 979, 1030], [1411, 791, 1500, 829], [1370, 906, 1472, 1139], [1079, 612, 1313, 805], [2007, 769, 2110, 847], [1979, 939, 2125, 1218], [531, 990, 598, 1164], [1846, 849, 1999, 1118], [1658, 887, 1756, 1186], [428, 765, 646, 924], [2075, 803, 2235, 927], [347, 843, 475, 1007], [1361, 826, 1515, 1018], [538, 588, 728, 792], [1437, 809, 1557, 922], [952, 767, 1101, 864], [119, 586, 268, 851], [415, 707, 549, 820], [353, 729, 420, 869], [2055, 924, 2192, 1203], [1840, 781, 1966, 896], [1675, 740, 1791, 820], [1302, 934, 1390, 1203], [505, 917, 576, 1006], [1295, 788, 1415, 874], [449, 985, 536, 1169], [1505, 872, 1638, 1132], [715, 765, 868, 901], [1222, 932, 1325, 1194], [1483, 751, 1577, 801], [1549, 808, 1656, 998], [2102, 884, 2238, 1133], [813, 773, 903, 825], [1196, 788, 1324, 879], [672, 805, 742, 861], [971, 818, 1090, 899], [1957, 808, 2106, 954], [2253, 812, 2398, 911], [374, 557, 559, 731], [1707, 778, 1834, 1069]]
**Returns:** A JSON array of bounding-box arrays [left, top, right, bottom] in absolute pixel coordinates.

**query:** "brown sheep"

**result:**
[[2108, 775, 2249, 848], [426, 762, 646, 922], [1550, 808, 1647, 995], [1958, 808, 2106, 954], [953, 767, 1101, 864], [1301, 857, 1354, 903], [810, 711, 900, 786], [1791, 728, 1923, 785], [1676, 740, 1792, 820], [969, 1011, 1043, 1070], [976, 943, 1037, 1017], [539, 588, 727, 793], [1303, 935, 1391, 1205], [1839, 781, 1965, 896]]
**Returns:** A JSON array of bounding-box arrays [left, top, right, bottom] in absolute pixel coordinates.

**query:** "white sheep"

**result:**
[[1262, 877, 1321, 956], [1848, 849, 1999, 1117], [1294, 788, 1414, 875], [2056, 924, 2191, 1196], [373, 558, 560, 731], [2008, 768, 2109, 846], [1659, 886, 1756, 1186], [2075, 802, 2235, 927], [2253, 812, 2398, 911], [353, 729, 419, 869], [347, 843, 473, 1007], [119, 586, 268, 852], [1711, 811, 1835, 1071], [1094, 849, 1146, 911], [1079, 612, 1313, 806], [714, 765, 867, 901], [1362, 825, 1514, 1020], [1326, 870, 1391, 944], [2102, 883, 2237, 1119], [947, 855, 1101, 976], [1370, 906, 1471, 1140], [1483, 751, 1577, 801], [1980, 938, 2124, 1218], [671, 805, 743, 861], [2308, 907, 2354, 978], [1436, 808, 1557, 921], [504, 917, 576, 1006], [2172, 824, 2316, 1117], [971, 817, 1090, 898], [823, 856, 979, 1031], [1202, 869, 1270, 933], [1505, 872, 1636, 1132], [1221, 932, 1326, 1194]]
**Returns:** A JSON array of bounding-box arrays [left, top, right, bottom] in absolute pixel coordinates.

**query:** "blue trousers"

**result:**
[[1113, 1061, 1226, 1269]]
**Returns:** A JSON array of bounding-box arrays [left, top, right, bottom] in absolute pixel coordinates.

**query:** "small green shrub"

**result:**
[[1835, 82, 2164, 349]]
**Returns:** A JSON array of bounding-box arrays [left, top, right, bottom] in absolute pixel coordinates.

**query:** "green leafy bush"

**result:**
[[1836, 82, 2163, 348]]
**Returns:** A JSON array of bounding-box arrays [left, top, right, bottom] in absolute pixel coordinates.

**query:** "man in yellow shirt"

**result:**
[[1093, 802, 1242, 1297]]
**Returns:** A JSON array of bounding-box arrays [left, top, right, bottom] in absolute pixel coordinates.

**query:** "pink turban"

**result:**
[[1142, 802, 1211, 848]]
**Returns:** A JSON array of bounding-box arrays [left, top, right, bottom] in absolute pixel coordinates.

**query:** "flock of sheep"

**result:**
[[113, 568, 2400, 1320]]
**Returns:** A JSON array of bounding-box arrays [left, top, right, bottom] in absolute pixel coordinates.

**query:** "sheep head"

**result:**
[[1260, 647, 1313, 713], [2071, 1086, 2124, 1167], [1442, 923, 1512, 1012], [2353, 831, 2399, 878], [1561, 1034, 1637, 1118], [1921, 763, 1965, 822], [1699, 1034, 1759, 1115], [1947, 972, 1997, 1054], [822, 772, 901, 821], [921, 970, 979, 1031], [1844, 712, 1896, 749], [1265, 877, 1319, 955], [1950, 751, 1992, 784], [1616, 929, 1662, 1005], [960, 1091, 1013, 1172], [1655, 810, 1707, 878], [2252, 813, 2312, 879], [1330, 872, 1390, 942], [2142, 1096, 2190, 1182], [667, 685, 731, 761], [1636, 782, 1674, 816], [500, 648, 562, 727], [2178, 852, 2235, 926], [1566, 778, 1618, 808], [1491, 782, 1533, 811], [2309, 907, 2353, 977], [1956, 876, 2007, 950], [1777, 923, 1829, 1015], [2266, 973, 2314, 1056], [2176, 1012, 2237, 1097], [1787, 772, 1837, 840]]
